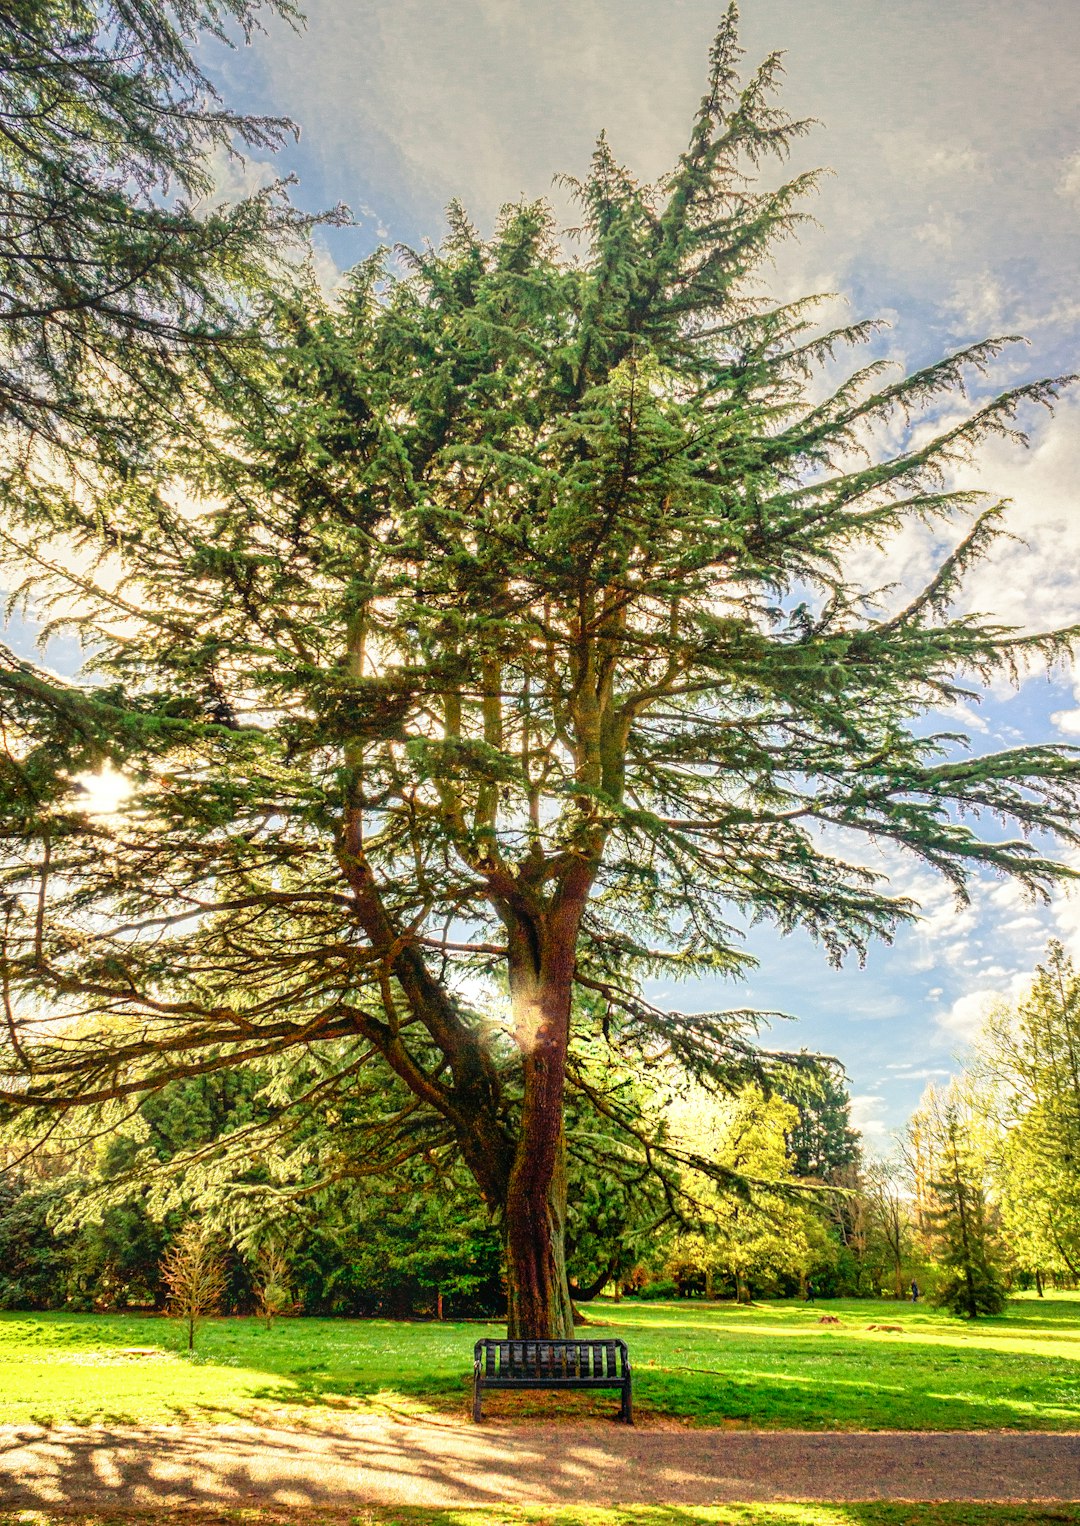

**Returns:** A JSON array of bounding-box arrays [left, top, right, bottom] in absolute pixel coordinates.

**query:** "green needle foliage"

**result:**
[[1, 6, 1079, 1336], [0, 0, 331, 465], [927, 1105, 1007, 1320]]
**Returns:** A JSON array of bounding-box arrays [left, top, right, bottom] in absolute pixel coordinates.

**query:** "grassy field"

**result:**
[[3, 1508, 1080, 1526], [3, 1292, 1080, 1430]]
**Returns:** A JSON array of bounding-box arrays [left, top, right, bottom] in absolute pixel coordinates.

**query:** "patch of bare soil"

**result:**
[[1, 1418, 1080, 1511]]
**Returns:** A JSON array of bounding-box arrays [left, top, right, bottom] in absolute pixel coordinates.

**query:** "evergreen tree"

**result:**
[[3, 8, 1080, 1338], [910, 1085, 1006, 1318], [779, 1058, 861, 1181], [776, 1060, 868, 1291], [0, 1172, 71, 1308], [930, 1109, 1006, 1318]]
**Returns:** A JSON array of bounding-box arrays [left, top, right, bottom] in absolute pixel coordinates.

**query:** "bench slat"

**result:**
[[480, 1376, 622, 1388], [473, 1336, 631, 1421]]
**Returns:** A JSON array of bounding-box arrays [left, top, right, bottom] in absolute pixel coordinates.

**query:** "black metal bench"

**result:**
[[472, 1337, 632, 1422]]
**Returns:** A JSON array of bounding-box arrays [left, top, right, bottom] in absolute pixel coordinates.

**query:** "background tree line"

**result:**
[[0, 1053, 876, 1315], [5, 939, 1079, 1320], [897, 940, 1080, 1315]]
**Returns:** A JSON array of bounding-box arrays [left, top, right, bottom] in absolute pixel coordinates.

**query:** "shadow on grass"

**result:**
[[241, 1353, 1080, 1432], [981, 1301, 1080, 1332], [8, 1303, 1080, 1432]]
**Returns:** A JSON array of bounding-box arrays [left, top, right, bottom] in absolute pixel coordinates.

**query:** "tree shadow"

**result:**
[[8, 1307, 1080, 1434], [3, 1421, 1080, 1516], [982, 1299, 1080, 1332]]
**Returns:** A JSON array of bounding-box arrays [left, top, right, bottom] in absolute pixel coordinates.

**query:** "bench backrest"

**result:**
[[474, 1337, 628, 1379]]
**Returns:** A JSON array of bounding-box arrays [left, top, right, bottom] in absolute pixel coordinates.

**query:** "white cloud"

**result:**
[[998, 916, 1043, 934], [939, 700, 990, 735], [935, 989, 999, 1043], [309, 241, 345, 299], [1050, 668, 1080, 741], [933, 974, 1032, 1046], [950, 399, 1080, 637], [943, 271, 1013, 334], [1051, 854, 1080, 961], [1058, 150, 1080, 206], [849, 1093, 889, 1138], [1052, 708, 1080, 736], [253, 0, 1080, 339], [202, 144, 280, 210]]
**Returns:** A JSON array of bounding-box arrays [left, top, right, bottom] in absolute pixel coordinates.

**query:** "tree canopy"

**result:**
[[970, 942, 1080, 1282], [1, 5, 1078, 1337]]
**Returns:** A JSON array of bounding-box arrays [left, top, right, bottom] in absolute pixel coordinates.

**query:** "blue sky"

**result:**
[[17, 0, 1080, 1146]]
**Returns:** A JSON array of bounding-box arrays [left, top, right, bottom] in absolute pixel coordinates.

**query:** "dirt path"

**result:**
[[1, 1418, 1079, 1509]]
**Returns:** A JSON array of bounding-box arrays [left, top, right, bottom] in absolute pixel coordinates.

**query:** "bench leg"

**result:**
[[621, 1381, 633, 1425], [472, 1378, 483, 1423]]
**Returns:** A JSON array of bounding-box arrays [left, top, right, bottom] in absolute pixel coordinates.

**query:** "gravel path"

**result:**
[[2, 1418, 1080, 1509]]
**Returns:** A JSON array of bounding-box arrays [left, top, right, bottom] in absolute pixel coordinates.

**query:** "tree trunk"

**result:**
[[1036, 1268, 1044, 1297], [504, 939, 578, 1339], [505, 1108, 575, 1339]]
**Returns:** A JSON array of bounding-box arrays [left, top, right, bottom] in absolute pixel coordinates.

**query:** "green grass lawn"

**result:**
[[3, 1509, 1080, 1526], [3, 1292, 1080, 1430]]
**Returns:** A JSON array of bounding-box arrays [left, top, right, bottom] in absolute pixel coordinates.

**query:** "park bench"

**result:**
[[472, 1337, 632, 1423]]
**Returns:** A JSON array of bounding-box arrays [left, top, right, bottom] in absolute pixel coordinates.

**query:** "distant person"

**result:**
[[911, 1279, 920, 1303], [805, 1279, 816, 1303]]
